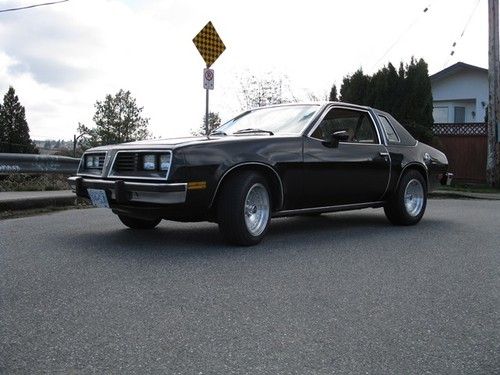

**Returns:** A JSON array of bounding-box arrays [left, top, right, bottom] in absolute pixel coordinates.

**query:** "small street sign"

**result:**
[[193, 21, 226, 137], [192, 21, 226, 68], [203, 68, 214, 90]]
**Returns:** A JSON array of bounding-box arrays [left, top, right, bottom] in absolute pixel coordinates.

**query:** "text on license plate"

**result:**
[[87, 188, 109, 208]]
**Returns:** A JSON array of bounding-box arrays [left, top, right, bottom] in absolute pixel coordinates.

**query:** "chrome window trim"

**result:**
[[378, 115, 401, 143], [305, 105, 383, 145], [208, 162, 284, 210], [77, 151, 109, 178], [107, 149, 173, 181]]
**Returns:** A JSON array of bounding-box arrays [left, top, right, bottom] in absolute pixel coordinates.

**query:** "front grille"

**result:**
[[96, 155, 105, 168], [114, 153, 139, 171], [110, 151, 172, 180]]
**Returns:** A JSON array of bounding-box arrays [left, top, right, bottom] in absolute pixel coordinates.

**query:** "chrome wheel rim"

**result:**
[[404, 179, 424, 216], [244, 183, 270, 236]]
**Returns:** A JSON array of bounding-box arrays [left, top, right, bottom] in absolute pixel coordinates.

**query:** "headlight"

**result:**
[[85, 155, 100, 168], [160, 154, 171, 171], [86, 156, 93, 168], [143, 154, 156, 171]]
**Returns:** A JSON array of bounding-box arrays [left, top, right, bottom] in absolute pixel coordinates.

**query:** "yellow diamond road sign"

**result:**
[[193, 21, 226, 68]]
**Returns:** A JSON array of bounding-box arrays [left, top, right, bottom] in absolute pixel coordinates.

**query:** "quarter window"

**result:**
[[378, 115, 400, 143], [311, 108, 378, 144]]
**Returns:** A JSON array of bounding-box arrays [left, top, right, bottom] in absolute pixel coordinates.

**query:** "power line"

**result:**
[[371, 3, 432, 70], [443, 0, 482, 68], [0, 0, 69, 14]]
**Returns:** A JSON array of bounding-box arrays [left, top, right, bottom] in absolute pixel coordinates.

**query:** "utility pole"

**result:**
[[487, 0, 500, 186]]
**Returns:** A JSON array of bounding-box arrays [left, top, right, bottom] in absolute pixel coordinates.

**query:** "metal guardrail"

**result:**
[[0, 153, 80, 175]]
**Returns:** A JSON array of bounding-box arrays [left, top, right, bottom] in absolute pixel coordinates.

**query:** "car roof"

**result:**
[[247, 101, 373, 112]]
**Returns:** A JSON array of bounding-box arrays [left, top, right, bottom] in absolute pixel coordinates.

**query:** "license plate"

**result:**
[[87, 188, 109, 208]]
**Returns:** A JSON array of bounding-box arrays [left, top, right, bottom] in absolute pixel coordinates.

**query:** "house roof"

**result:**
[[430, 62, 488, 81]]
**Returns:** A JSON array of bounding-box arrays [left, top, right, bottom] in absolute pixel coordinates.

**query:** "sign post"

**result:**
[[192, 21, 226, 137]]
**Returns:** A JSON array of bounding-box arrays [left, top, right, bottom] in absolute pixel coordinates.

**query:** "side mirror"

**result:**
[[322, 130, 349, 148], [333, 130, 349, 141]]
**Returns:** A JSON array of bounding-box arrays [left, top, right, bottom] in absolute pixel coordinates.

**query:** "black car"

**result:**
[[69, 102, 451, 245]]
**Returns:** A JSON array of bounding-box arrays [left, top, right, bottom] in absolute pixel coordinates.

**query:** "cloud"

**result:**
[[0, 0, 489, 141]]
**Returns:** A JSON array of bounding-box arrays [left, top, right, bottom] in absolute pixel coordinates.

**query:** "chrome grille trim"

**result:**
[[108, 150, 173, 180]]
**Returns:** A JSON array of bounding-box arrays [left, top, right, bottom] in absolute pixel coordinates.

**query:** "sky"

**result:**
[[0, 0, 490, 140]]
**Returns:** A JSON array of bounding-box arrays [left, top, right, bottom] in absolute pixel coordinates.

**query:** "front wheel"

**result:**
[[217, 171, 271, 246], [118, 214, 161, 230], [384, 169, 427, 225]]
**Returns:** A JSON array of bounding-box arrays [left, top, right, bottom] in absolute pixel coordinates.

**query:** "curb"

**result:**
[[429, 190, 500, 200], [0, 195, 87, 211]]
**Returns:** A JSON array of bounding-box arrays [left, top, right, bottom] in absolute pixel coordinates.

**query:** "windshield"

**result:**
[[215, 105, 320, 135]]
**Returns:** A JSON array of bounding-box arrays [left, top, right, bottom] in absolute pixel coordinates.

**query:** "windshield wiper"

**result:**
[[233, 128, 274, 135], [210, 130, 227, 136]]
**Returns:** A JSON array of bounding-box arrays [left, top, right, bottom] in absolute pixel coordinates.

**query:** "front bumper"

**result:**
[[68, 176, 187, 205]]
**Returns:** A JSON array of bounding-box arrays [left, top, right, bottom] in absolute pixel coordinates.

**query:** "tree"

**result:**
[[78, 89, 150, 148], [328, 84, 338, 101], [191, 112, 222, 136], [0, 86, 37, 153], [339, 69, 371, 105], [238, 72, 297, 110], [339, 58, 434, 142]]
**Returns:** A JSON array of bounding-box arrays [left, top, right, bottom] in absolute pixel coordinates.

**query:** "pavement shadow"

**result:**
[[58, 209, 453, 259]]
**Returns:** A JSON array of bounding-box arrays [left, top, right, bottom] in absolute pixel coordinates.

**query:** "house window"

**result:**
[[433, 107, 448, 123], [454, 106, 465, 123]]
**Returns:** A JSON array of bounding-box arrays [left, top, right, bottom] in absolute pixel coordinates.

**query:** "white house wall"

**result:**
[[431, 70, 488, 123]]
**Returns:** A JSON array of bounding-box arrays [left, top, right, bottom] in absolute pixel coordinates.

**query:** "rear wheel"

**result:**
[[384, 169, 427, 225], [217, 171, 271, 246], [118, 214, 161, 229]]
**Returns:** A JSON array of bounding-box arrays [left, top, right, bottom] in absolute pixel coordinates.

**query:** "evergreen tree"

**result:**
[[339, 69, 370, 105], [0, 86, 37, 153], [401, 58, 434, 125], [191, 112, 222, 136], [328, 84, 338, 101], [339, 58, 434, 142], [78, 90, 150, 147]]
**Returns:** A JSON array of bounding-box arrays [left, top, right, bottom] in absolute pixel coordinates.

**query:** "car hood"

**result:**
[[86, 134, 298, 152]]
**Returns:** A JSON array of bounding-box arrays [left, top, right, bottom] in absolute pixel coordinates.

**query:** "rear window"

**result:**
[[378, 115, 400, 143], [374, 111, 417, 146]]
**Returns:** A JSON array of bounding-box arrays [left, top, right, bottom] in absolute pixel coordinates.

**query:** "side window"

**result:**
[[378, 115, 400, 143], [311, 108, 378, 144]]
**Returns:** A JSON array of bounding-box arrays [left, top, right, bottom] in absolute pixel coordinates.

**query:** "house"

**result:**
[[430, 62, 488, 124]]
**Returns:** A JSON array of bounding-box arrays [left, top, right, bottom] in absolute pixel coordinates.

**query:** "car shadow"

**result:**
[[58, 209, 455, 259]]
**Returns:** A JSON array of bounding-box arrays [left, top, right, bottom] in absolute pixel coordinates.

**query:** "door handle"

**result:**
[[379, 152, 389, 157]]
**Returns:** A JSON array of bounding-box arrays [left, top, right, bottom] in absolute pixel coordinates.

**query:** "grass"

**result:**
[[438, 183, 500, 194]]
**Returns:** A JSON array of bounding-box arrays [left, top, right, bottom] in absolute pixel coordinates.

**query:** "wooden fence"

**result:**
[[432, 123, 487, 183]]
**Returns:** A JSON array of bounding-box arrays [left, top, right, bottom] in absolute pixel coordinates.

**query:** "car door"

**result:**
[[301, 106, 390, 207]]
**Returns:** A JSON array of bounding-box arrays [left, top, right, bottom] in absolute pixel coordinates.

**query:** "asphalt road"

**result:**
[[1, 199, 498, 374]]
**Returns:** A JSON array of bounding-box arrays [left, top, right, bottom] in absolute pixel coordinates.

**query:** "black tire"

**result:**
[[217, 171, 271, 246], [118, 214, 161, 230], [384, 169, 427, 226]]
